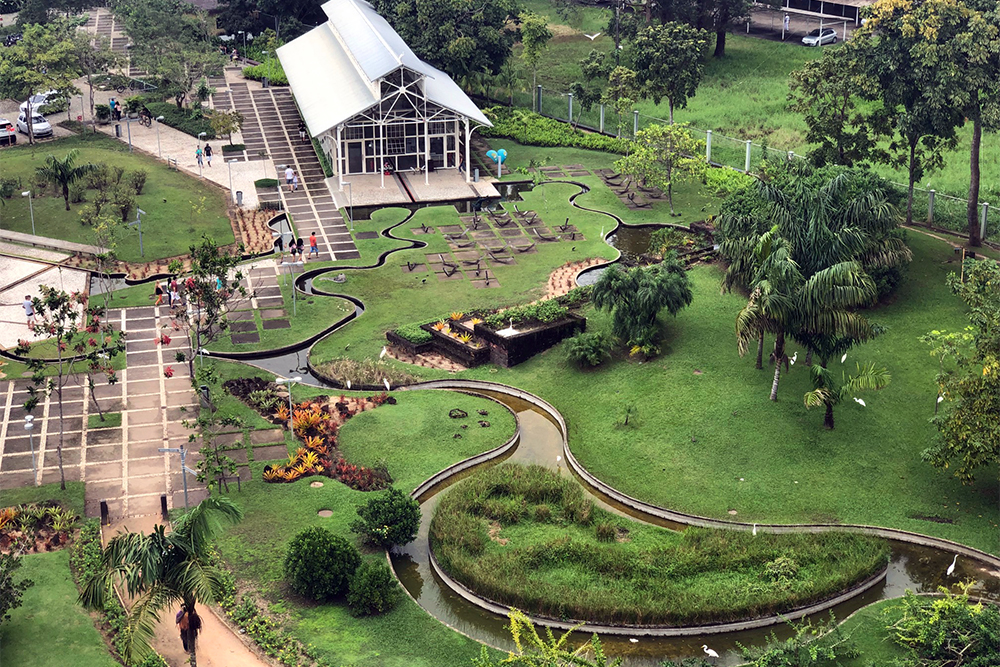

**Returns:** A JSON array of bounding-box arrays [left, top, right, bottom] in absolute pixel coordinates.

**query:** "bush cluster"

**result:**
[[346, 560, 401, 616], [243, 59, 289, 86], [482, 299, 569, 330], [566, 331, 612, 368], [145, 102, 216, 139], [254, 178, 279, 189], [285, 527, 360, 601], [480, 107, 631, 154], [351, 486, 420, 549], [394, 323, 434, 344]]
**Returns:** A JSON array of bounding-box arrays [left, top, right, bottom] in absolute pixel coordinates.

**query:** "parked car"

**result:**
[[0, 118, 16, 146], [17, 113, 53, 138], [802, 28, 838, 46], [19, 90, 64, 114]]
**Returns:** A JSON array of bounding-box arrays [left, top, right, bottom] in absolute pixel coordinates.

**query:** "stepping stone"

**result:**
[[499, 229, 523, 237], [568, 171, 590, 176], [336, 250, 361, 260], [228, 310, 254, 321], [261, 308, 288, 319], [253, 444, 290, 461], [231, 332, 261, 345], [355, 231, 378, 239], [262, 319, 291, 330], [230, 321, 257, 333], [250, 428, 286, 444]]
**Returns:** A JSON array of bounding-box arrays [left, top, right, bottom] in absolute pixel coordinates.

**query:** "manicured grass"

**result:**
[[828, 599, 908, 666], [210, 385, 514, 667], [0, 481, 86, 517], [0, 550, 118, 667], [431, 463, 888, 626], [87, 412, 121, 429], [0, 133, 234, 262]]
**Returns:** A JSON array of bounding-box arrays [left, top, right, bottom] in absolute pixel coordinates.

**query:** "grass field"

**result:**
[[431, 463, 888, 626], [0, 132, 234, 262], [0, 550, 117, 667], [207, 365, 515, 667], [0, 481, 86, 516]]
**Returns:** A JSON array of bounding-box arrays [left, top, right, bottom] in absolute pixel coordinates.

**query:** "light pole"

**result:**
[[129, 208, 146, 257], [125, 113, 133, 152], [238, 30, 246, 55], [227, 158, 239, 204], [344, 181, 353, 231], [158, 446, 196, 510], [280, 260, 304, 315], [78, 94, 84, 122], [21, 191, 35, 236], [197, 131, 207, 177], [24, 415, 37, 483], [155, 115, 165, 158], [275, 376, 301, 431], [256, 10, 279, 38]]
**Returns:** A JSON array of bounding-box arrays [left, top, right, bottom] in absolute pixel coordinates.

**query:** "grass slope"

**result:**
[[1, 481, 86, 517], [0, 133, 234, 262], [0, 550, 117, 667]]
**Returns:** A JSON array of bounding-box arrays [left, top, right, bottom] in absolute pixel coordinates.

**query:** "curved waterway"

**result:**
[[389, 387, 1000, 666]]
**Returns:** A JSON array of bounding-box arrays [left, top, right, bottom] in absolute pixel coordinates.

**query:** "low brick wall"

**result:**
[[421, 325, 491, 367], [386, 329, 435, 356], [475, 313, 586, 368]]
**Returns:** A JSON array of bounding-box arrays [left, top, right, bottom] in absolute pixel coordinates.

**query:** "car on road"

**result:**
[[17, 113, 53, 138], [0, 118, 16, 146], [19, 90, 64, 114], [802, 27, 838, 46]]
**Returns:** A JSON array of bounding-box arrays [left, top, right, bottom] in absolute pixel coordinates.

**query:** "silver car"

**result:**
[[17, 112, 53, 138], [802, 27, 838, 46]]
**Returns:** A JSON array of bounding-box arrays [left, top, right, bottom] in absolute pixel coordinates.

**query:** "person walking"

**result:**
[[292, 171, 299, 191], [204, 143, 213, 167], [298, 122, 307, 142], [170, 285, 182, 309], [284, 166, 295, 192], [195, 146, 204, 169], [308, 232, 318, 259], [783, 13, 790, 38], [154, 283, 165, 306], [175, 606, 202, 653], [22, 295, 35, 327]]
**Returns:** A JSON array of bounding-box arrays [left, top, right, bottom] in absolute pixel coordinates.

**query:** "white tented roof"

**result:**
[[277, 0, 490, 138]]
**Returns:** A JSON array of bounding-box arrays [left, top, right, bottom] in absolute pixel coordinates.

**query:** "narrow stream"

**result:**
[[390, 389, 1000, 666]]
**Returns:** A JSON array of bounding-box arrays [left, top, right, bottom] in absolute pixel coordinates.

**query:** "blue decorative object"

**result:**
[[486, 150, 499, 163]]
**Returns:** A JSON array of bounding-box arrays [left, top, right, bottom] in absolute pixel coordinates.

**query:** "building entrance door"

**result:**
[[347, 142, 363, 174]]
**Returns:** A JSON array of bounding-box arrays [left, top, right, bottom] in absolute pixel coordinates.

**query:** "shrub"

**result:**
[[221, 143, 246, 153], [595, 521, 616, 542], [95, 104, 111, 122], [394, 324, 433, 344], [0, 176, 19, 199], [145, 102, 215, 139], [86, 163, 112, 191], [244, 59, 288, 86], [482, 299, 569, 330], [312, 137, 333, 178], [566, 331, 612, 368], [704, 167, 754, 197], [69, 183, 86, 204], [558, 285, 592, 308], [254, 178, 279, 189], [315, 357, 418, 387], [350, 486, 420, 549], [481, 107, 631, 154], [347, 560, 401, 616], [127, 169, 148, 195], [284, 527, 360, 601]]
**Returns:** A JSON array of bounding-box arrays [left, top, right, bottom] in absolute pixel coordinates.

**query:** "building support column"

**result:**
[[424, 118, 430, 185], [336, 126, 344, 189], [464, 118, 471, 183], [379, 122, 385, 189]]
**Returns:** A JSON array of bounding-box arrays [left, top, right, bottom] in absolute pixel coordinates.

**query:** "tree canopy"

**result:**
[[630, 22, 708, 123]]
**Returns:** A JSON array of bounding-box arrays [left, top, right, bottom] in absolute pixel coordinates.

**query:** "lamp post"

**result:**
[[256, 10, 279, 38], [155, 115, 165, 158], [280, 260, 304, 315], [238, 30, 246, 55], [129, 208, 146, 257], [275, 376, 301, 431], [158, 446, 196, 510], [24, 415, 37, 483], [344, 181, 353, 231], [227, 158, 239, 204], [21, 191, 35, 235], [125, 113, 133, 152], [197, 131, 207, 177]]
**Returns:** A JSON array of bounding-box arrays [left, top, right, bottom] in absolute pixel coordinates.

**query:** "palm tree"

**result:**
[[804, 361, 891, 429], [35, 149, 98, 211], [80, 496, 243, 666]]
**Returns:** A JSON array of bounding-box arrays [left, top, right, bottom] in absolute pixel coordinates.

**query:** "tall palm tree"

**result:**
[[35, 149, 98, 211], [80, 496, 243, 666], [804, 361, 891, 429]]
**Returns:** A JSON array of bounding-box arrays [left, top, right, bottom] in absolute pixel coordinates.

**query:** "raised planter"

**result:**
[[421, 324, 491, 367], [386, 329, 435, 356], [475, 313, 585, 368]]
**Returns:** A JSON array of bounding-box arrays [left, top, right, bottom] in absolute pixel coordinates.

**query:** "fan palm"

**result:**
[[35, 149, 98, 211], [804, 361, 891, 429], [80, 496, 243, 666]]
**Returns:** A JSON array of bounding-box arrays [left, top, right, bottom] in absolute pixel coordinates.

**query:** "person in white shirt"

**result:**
[[285, 166, 295, 192]]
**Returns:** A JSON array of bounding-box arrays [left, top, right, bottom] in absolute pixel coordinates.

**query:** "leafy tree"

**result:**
[[472, 609, 622, 667], [631, 22, 707, 123], [788, 41, 889, 168], [707, 0, 753, 58], [615, 123, 706, 215], [495, 59, 521, 107], [0, 21, 80, 144], [80, 496, 244, 666], [519, 11, 552, 98], [0, 552, 34, 626], [602, 66, 638, 138], [36, 150, 98, 212], [368, 0, 519, 80], [921, 259, 1000, 484], [187, 415, 243, 492], [71, 32, 121, 124], [208, 109, 245, 146], [351, 486, 420, 549], [184, 236, 248, 375], [591, 255, 693, 356], [804, 361, 891, 429], [284, 527, 360, 601]]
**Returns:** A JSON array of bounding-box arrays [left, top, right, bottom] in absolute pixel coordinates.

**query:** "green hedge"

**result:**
[[145, 102, 215, 140], [483, 299, 568, 330], [255, 178, 279, 189], [394, 323, 433, 344], [312, 137, 333, 178], [244, 59, 288, 86], [221, 143, 246, 153], [481, 107, 631, 154]]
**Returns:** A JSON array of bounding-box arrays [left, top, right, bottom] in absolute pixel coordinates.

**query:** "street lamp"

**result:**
[[155, 115, 165, 158], [275, 376, 302, 431], [280, 260, 304, 315], [255, 10, 280, 38], [129, 208, 146, 257], [227, 158, 239, 204], [197, 131, 207, 177], [158, 446, 197, 510], [24, 415, 37, 483], [344, 181, 353, 231], [21, 191, 35, 236], [237, 29, 246, 54]]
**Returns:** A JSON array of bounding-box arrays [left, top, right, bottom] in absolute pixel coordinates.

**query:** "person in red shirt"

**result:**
[[308, 233, 319, 259]]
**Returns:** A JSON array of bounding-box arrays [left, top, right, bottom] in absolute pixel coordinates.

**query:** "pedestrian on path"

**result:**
[[308, 233, 318, 259], [285, 166, 295, 192], [154, 282, 165, 306], [23, 295, 35, 327], [292, 172, 299, 191], [783, 13, 790, 37], [176, 606, 202, 653], [170, 286, 182, 309], [195, 146, 204, 168], [204, 143, 213, 167], [298, 122, 307, 142], [296, 237, 305, 258]]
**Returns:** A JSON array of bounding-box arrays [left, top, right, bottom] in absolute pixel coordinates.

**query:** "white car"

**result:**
[[19, 90, 62, 114], [802, 28, 838, 46], [17, 112, 53, 138]]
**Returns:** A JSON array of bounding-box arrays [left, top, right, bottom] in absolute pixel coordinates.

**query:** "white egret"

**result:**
[[628, 638, 638, 643], [841, 353, 848, 363], [346, 380, 352, 389], [584, 32, 601, 40], [947, 554, 957, 576], [556, 455, 562, 462], [383, 378, 391, 392], [703, 645, 720, 659], [853, 397, 866, 407], [380, 346, 388, 359], [789, 352, 797, 366], [937, 395, 944, 403], [752, 523, 757, 536]]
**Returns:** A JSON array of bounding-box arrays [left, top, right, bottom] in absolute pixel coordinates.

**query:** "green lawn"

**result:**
[[0, 481, 86, 517], [208, 370, 515, 667], [0, 132, 234, 262], [831, 599, 908, 666], [0, 550, 118, 667]]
